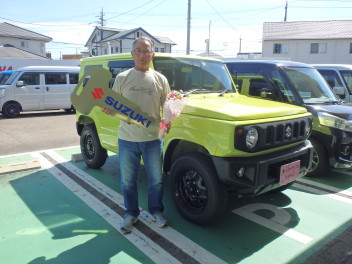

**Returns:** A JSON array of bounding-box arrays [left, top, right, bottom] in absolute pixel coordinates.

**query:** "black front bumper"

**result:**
[[212, 140, 313, 196]]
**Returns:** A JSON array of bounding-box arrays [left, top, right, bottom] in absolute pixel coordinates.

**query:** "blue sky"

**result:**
[[1, 0, 352, 59]]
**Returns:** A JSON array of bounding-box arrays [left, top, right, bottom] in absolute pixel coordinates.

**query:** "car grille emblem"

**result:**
[[285, 125, 292, 139]]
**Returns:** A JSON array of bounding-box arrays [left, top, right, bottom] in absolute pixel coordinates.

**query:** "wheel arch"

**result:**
[[163, 139, 210, 174]]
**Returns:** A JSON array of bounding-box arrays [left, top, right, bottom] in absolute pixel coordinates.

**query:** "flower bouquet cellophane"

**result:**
[[159, 91, 187, 138]]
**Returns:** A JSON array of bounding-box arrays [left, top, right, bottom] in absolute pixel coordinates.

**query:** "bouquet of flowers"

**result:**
[[159, 91, 187, 138]]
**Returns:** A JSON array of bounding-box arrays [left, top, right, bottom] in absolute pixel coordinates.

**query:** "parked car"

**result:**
[[0, 70, 14, 85], [0, 66, 79, 118], [313, 64, 352, 103], [73, 53, 313, 224], [225, 60, 352, 177], [0, 71, 14, 85]]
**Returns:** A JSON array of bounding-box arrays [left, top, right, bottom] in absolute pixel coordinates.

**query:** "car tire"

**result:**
[[2, 102, 21, 118], [80, 124, 108, 169], [64, 105, 76, 113], [306, 137, 328, 177], [170, 152, 228, 225]]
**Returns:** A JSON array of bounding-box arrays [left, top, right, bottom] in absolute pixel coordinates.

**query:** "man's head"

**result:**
[[131, 37, 155, 72]]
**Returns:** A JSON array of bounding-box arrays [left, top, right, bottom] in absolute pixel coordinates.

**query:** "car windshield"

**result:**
[[153, 57, 235, 93], [4, 71, 21, 85], [340, 70, 352, 92], [281, 67, 338, 104]]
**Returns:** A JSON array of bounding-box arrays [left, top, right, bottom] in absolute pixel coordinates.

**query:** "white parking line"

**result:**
[[36, 150, 227, 264], [233, 203, 313, 244]]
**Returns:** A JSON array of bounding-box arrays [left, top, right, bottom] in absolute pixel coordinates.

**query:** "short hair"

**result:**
[[132, 36, 154, 50]]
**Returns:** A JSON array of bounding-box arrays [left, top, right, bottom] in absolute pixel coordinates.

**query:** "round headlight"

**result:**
[[246, 127, 258, 150]]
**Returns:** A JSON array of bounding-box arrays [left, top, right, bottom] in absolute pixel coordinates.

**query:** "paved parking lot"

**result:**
[[0, 146, 351, 264]]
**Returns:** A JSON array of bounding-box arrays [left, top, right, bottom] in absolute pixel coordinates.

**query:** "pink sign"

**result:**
[[279, 160, 301, 185]]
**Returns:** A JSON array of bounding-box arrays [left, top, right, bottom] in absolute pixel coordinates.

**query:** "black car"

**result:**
[[225, 60, 352, 177]]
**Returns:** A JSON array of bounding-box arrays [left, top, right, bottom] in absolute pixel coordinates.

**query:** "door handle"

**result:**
[[35, 87, 40, 89], [46, 87, 49, 91]]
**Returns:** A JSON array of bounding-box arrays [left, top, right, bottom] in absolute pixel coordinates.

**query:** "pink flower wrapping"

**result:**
[[159, 91, 187, 138]]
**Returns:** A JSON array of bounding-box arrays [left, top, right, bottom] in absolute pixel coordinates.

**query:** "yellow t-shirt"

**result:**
[[112, 68, 171, 141]]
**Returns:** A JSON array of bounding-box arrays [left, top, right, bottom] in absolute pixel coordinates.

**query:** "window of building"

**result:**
[[155, 47, 159, 52], [310, 43, 327, 53], [160, 48, 165, 53], [104, 48, 108, 54], [273, 43, 288, 54], [21, 41, 28, 48], [115, 46, 119, 53]]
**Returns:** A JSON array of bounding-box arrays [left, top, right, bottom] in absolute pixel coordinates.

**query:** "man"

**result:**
[[102, 36, 171, 234]]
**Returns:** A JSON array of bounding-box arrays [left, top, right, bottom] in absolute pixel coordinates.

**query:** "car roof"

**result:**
[[225, 60, 313, 68], [0, 70, 14, 74], [312, 64, 352, 70], [16, 66, 80, 72]]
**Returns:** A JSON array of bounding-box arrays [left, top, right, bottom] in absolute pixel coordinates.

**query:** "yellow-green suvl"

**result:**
[[71, 67, 159, 129]]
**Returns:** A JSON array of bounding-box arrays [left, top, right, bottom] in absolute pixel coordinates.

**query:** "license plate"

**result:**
[[279, 160, 301, 185]]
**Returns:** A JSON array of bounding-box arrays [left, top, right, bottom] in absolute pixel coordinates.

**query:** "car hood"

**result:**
[[305, 103, 352, 120], [182, 93, 308, 121]]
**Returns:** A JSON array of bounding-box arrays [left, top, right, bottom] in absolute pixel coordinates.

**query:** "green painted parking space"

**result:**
[[1, 146, 351, 264]]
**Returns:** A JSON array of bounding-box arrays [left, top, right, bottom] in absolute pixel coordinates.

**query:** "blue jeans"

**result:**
[[118, 138, 164, 217]]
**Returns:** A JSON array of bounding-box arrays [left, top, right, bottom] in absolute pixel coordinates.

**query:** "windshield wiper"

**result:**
[[219, 89, 234, 96], [183, 89, 211, 97]]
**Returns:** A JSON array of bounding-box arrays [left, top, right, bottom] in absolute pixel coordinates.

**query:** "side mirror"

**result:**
[[333, 86, 346, 99], [16, 81, 24, 87], [260, 88, 275, 99]]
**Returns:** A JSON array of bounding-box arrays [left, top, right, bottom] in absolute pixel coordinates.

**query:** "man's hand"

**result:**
[[101, 106, 113, 116], [166, 122, 172, 134]]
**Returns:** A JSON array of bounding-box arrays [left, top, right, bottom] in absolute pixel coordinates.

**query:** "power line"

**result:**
[[0, 16, 89, 27], [106, 0, 156, 20]]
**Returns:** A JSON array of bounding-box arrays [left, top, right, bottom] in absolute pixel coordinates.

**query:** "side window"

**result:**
[[45, 73, 67, 84], [108, 60, 134, 88], [69, 73, 78, 84], [19, 73, 40, 85], [317, 70, 343, 88], [249, 78, 268, 96], [340, 70, 352, 91], [235, 79, 243, 93]]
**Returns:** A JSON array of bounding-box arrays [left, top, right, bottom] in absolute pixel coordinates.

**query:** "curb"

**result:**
[[0, 160, 41, 175]]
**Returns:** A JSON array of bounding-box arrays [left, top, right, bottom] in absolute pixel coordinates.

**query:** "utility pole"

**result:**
[[284, 0, 288, 21], [95, 8, 106, 56], [186, 0, 191, 55], [239, 37, 242, 53]]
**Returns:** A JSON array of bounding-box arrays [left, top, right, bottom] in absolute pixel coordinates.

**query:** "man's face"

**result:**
[[131, 40, 155, 71]]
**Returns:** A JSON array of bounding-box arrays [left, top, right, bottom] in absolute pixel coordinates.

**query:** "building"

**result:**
[[0, 22, 52, 58], [0, 22, 80, 71], [262, 20, 352, 64], [85, 26, 176, 56]]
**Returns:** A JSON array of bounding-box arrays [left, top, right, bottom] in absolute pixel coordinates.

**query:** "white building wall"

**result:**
[[262, 39, 352, 64], [0, 37, 46, 57]]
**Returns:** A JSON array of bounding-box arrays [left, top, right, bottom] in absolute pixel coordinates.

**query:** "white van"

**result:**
[[0, 66, 79, 117], [313, 64, 352, 103]]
